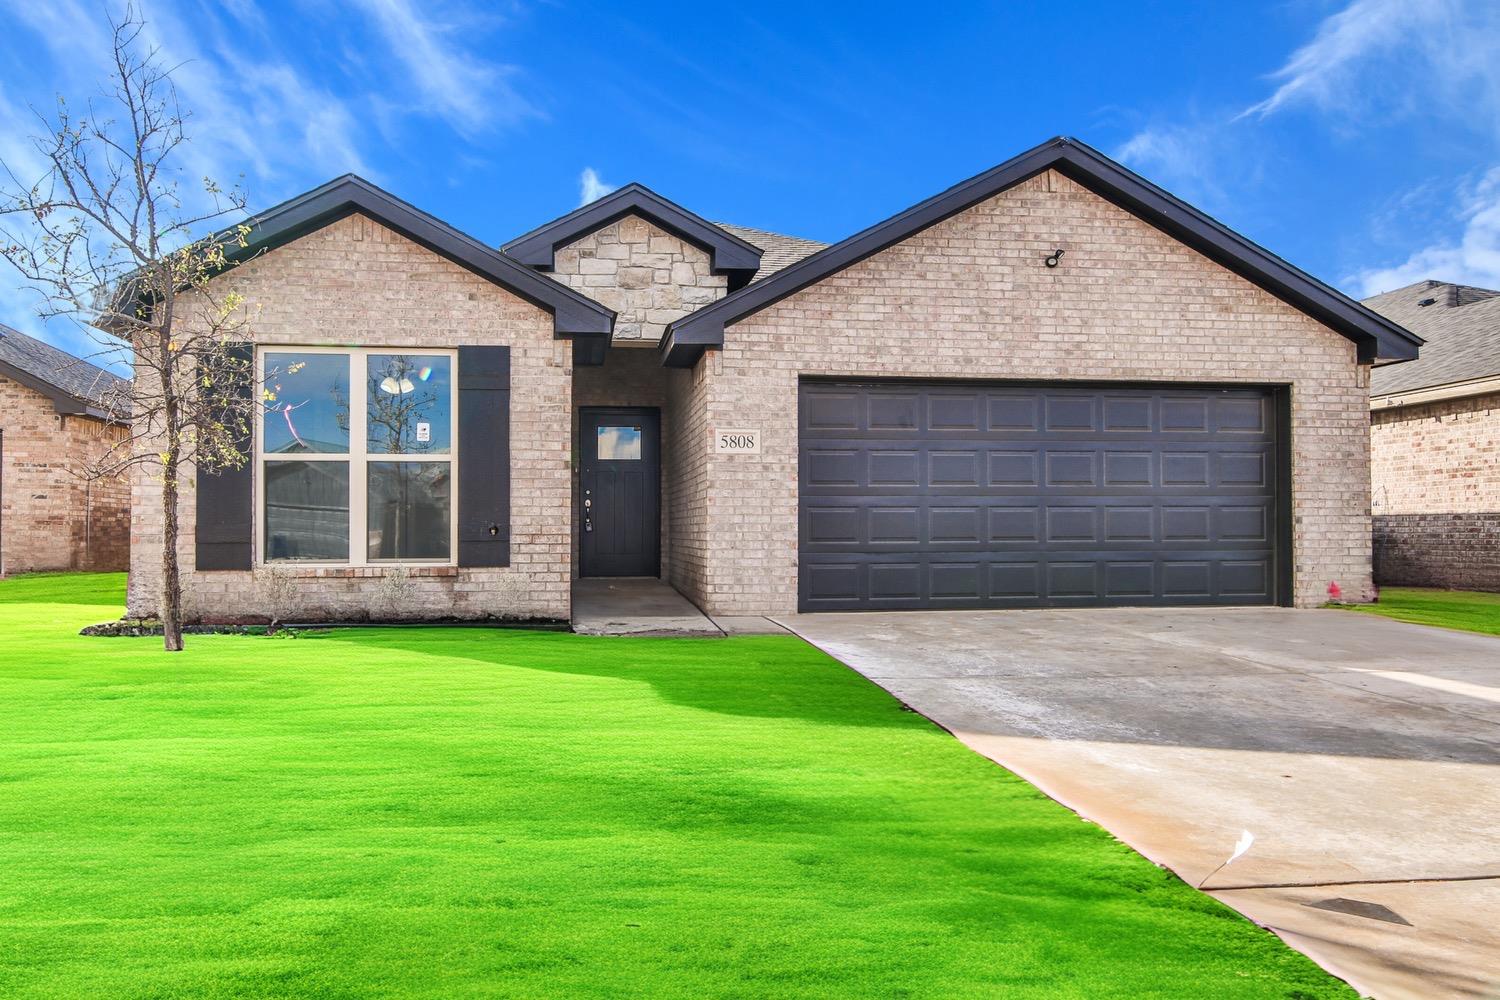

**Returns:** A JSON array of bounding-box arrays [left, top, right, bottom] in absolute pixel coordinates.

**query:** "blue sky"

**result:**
[[3, 0, 1499, 360]]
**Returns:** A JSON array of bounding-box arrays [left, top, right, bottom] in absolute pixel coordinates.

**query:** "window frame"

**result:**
[[255, 345, 459, 567]]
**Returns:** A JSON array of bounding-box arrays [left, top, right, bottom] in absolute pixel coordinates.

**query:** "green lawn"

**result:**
[[1346, 586, 1500, 636], [0, 573, 1349, 999]]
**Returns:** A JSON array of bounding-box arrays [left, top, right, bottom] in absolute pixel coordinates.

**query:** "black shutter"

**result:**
[[456, 346, 511, 567], [195, 342, 255, 570]]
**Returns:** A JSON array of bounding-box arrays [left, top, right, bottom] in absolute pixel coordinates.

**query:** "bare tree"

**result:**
[[0, 10, 256, 651]]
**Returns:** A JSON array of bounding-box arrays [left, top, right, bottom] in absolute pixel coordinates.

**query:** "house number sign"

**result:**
[[713, 428, 761, 454]]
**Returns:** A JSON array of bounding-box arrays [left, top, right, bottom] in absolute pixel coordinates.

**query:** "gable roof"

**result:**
[[713, 223, 827, 283], [661, 136, 1424, 368], [0, 324, 127, 419], [217, 175, 614, 340], [503, 183, 765, 290], [1364, 280, 1500, 398]]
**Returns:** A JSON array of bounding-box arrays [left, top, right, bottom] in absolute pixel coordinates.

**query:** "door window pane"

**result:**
[[264, 462, 350, 560], [367, 462, 452, 561], [597, 426, 642, 460], [367, 354, 452, 455], [263, 353, 350, 454]]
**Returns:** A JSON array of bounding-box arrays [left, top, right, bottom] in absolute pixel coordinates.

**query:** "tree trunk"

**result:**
[[160, 456, 184, 652]]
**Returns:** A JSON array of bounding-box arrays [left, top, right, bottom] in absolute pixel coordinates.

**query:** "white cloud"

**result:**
[[1235, 0, 1500, 294], [1347, 167, 1500, 296], [1114, 123, 1228, 211], [1238, 0, 1463, 122], [0, 0, 540, 355], [579, 167, 616, 205], [347, 0, 537, 135]]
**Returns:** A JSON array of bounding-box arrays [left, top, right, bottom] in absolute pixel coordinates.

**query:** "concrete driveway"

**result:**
[[774, 607, 1500, 1000]]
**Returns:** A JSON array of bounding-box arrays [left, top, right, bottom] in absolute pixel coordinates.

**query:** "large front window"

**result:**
[[259, 348, 456, 564]]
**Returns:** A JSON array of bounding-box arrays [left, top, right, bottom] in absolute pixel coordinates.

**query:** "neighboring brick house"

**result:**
[[126, 136, 1420, 622], [1364, 280, 1499, 591], [0, 325, 130, 575]]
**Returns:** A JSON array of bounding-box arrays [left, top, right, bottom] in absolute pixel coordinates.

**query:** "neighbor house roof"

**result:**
[[0, 324, 127, 419], [503, 183, 766, 290], [713, 223, 827, 283], [661, 136, 1425, 368], [1364, 280, 1500, 402], [202, 175, 616, 343]]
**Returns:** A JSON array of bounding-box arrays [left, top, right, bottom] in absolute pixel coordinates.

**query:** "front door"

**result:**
[[580, 407, 661, 577]]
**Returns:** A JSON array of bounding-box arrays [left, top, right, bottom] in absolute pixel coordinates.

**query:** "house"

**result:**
[[126, 136, 1421, 623], [1364, 280, 1499, 591], [0, 324, 131, 575]]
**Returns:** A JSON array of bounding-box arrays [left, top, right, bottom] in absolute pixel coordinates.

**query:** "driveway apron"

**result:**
[[774, 607, 1500, 1000]]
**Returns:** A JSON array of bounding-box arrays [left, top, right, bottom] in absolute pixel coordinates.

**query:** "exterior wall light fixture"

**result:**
[[1044, 249, 1065, 268]]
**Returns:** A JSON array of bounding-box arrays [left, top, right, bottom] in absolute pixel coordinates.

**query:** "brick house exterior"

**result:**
[[125, 137, 1420, 622], [1364, 281, 1500, 591], [0, 326, 131, 575]]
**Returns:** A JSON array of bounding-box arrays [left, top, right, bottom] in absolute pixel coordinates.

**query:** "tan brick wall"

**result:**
[[1369, 392, 1500, 592], [550, 214, 727, 343], [1, 376, 130, 574], [690, 169, 1373, 614], [128, 213, 573, 623], [665, 362, 710, 604], [1370, 392, 1500, 514]]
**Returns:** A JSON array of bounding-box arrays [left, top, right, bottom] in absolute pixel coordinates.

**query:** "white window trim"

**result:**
[[255, 345, 459, 568]]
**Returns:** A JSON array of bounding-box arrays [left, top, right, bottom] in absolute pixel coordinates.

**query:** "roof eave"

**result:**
[[665, 137, 1423, 365], [217, 175, 615, 339], [503, 182, 764, 289], [0, 357, 120, 420]]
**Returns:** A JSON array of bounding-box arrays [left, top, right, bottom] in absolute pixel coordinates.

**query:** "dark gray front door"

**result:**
[[580, 407, 660, 577], [799, 380, 1285, 611]]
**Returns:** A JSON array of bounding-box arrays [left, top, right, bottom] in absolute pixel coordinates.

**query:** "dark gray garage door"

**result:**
[[799, 380, 1285, 611]]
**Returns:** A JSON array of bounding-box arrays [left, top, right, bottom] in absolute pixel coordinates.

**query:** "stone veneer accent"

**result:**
[[1370, 391, 1500, 591], [674, 169, 1375, 614], [1, 374, 130, 574], [127, 213, 573, 623], [549, 214, 727, 343]]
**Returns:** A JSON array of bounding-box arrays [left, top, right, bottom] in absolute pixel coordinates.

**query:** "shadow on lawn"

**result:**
[[313, 626, 924, 731]]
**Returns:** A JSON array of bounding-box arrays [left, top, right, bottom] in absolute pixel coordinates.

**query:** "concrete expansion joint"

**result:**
[[1210, 872, 1500, 893]]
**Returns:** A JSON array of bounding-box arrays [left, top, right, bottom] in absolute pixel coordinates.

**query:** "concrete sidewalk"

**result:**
[[571, 578, 787, 637], [776, 606, 1500, 1000]]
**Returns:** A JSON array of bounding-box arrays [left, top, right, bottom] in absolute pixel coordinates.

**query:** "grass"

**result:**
[[1343, 586, 1500, 636], [0, 573, 1350, 999]]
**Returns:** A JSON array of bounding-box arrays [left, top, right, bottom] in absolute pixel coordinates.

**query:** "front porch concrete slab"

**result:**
[[571, 578, 722, 637], [774, 607, 1500, 999], [709, 616, 791, 636]]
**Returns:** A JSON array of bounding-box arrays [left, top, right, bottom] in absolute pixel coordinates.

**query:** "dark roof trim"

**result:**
[[221, 175, 614, 338], [661, 137, 1423, 367], [504, 183, 764, 291], [0, 357, 113, 419]]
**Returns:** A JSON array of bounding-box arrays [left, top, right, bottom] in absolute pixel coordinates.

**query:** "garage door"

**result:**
[[799, 380, 1285, 611]]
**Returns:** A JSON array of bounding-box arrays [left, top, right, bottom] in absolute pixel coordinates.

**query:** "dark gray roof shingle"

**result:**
[[1364, 280, 1500, 395], [713, 223, 827, 282], [0, 323, 127, 412]]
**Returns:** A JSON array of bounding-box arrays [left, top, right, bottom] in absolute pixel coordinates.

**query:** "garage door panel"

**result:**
[[800, 380, 1283, 611], [989, 394, 1041, 430]]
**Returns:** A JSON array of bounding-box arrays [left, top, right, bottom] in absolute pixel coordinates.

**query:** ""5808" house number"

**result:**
[[713, 428, 761, 454]]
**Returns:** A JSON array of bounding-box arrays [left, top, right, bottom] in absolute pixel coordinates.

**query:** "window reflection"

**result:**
[[264, 461, 350, 560], [263, 353, 350, 454], [597, 426, 642, 461], [367, 354, 452, 455], [367, 462, 451, 561]]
